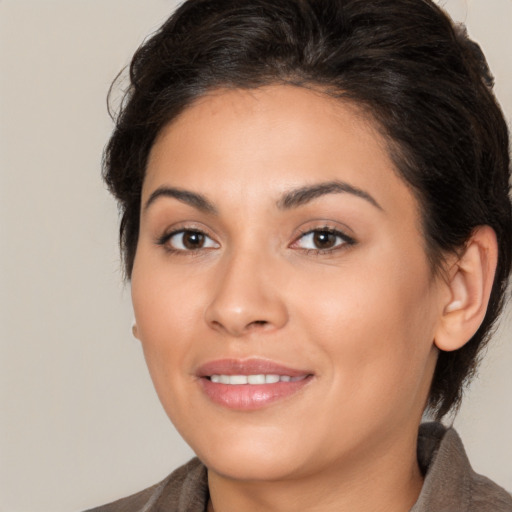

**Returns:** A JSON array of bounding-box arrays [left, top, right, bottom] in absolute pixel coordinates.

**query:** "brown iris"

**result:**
[[182, 231, 206, 249], [312, 230, 337, 249]]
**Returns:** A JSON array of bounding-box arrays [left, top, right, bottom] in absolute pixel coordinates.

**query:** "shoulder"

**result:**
[[413, 422, 512, 512], [84, 458, 208, 512]]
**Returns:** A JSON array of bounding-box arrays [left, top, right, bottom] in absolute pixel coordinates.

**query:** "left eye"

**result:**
[[166, 230, 219, 251], [294, 229, 351, 251]]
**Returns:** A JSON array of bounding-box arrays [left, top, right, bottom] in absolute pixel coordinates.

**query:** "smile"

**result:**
[[209, 374, 307, 384], [197, 359, 313, 410]]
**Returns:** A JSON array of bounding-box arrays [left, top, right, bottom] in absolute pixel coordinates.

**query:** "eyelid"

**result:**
[[290, 224, 356, 253], [155, 224, 220, 253], [173, 231, 219, 250]]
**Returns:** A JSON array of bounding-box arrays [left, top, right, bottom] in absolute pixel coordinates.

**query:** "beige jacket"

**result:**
[[86, 423, 512, 512]]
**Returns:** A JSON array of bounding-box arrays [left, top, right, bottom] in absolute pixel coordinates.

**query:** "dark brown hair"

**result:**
[[104, 0, 511, 418]]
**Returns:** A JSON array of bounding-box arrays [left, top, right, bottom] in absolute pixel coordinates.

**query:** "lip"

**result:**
[[197, 358, 311, 378], [196, 358, 313, 410]]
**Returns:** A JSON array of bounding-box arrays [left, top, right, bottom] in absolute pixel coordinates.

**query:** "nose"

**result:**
[[204, 250, 289, 337]]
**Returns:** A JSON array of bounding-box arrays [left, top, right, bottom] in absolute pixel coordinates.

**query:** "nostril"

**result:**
[[249, 320, 269, 328]]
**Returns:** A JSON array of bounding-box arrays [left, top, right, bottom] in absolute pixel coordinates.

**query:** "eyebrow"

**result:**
[[144, 180, 382, 214], [278, 180, 382, 211], [144, 186, 218, 214]]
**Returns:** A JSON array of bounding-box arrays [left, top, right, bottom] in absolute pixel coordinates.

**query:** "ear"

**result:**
[[132, 319, 140, 340], [434, 226, 498, 352]]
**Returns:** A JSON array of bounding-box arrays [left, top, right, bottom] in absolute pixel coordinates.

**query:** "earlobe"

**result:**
[[434, 226, 497, 352]]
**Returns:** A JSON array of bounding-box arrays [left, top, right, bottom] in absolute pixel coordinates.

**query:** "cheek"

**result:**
[[288, 249, 438, 404], [130, 256, 204, 390], [132, 247, 207, 334]]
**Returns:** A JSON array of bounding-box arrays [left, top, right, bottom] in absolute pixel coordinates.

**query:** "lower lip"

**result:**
[[199, 377, 312, 410]]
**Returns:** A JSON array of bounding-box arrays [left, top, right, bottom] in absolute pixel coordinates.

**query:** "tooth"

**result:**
[[210, 374, 303, 385], [248, 374, 266, 384], [229, 375, 248, 385]]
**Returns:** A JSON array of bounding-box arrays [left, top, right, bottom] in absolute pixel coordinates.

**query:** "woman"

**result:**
[[88, 0, 512, 510]]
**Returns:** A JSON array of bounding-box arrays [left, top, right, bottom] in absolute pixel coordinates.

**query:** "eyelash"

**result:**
[[291, 226, 356, 255], [155, 226, 356, 256], [156, 228, 219, 255]]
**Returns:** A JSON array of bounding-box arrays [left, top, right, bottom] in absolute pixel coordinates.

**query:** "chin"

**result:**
[[180, 422, 310, 481], [201, 447, 305, 482]]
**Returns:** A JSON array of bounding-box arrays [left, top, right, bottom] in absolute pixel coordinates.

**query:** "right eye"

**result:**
[[160, 230, 220, 252]]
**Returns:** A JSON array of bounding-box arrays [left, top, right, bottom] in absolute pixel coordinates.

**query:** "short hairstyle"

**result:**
[[104, 0, 512, 419]]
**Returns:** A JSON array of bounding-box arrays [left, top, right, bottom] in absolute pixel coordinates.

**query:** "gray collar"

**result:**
[[411, 422, 512, 511]]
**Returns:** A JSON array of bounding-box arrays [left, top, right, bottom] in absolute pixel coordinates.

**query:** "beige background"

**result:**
[[0, 1, 510, 511]]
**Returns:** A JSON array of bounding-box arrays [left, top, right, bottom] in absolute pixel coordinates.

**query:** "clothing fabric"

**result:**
[[85, 422, 512, 512]]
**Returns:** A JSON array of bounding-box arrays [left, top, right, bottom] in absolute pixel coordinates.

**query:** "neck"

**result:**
[[207, 430, 423, 512]]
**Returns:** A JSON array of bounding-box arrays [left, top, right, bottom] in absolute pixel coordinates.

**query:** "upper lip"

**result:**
[[196, 358, 312, 378]]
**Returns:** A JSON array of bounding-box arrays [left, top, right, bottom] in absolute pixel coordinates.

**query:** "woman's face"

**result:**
[[132, 86, 445, 481]]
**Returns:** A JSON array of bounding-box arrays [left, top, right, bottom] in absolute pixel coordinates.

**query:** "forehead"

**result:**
[[148, 86, 382, 156], [143, 85, 418, 222]]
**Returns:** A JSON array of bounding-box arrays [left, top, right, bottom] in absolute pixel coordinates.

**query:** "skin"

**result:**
[[131, 85, 460, 512]]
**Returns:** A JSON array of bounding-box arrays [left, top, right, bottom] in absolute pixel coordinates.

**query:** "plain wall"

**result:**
[[0, 1, 510, 511]]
